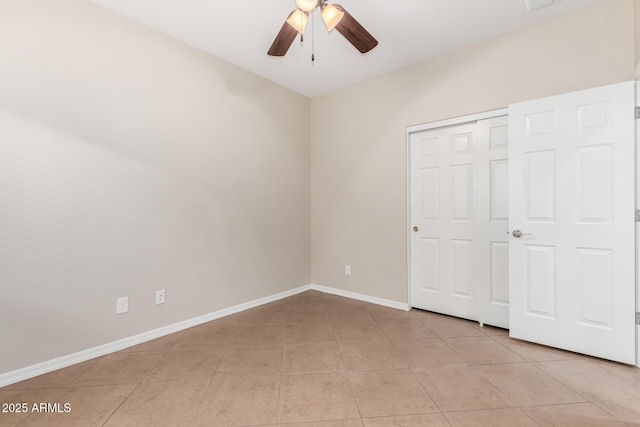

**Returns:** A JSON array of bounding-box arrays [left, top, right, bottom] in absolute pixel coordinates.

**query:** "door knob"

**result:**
[[412, 226, 419, 232], [512, 229, 531, 238]]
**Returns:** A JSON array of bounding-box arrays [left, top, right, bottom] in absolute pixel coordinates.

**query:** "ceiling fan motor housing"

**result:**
[[295, 0, 320, 12]]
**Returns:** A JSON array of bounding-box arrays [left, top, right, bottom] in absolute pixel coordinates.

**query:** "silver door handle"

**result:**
[[512, 229, 532, 238], [412, 226, 419, 232]]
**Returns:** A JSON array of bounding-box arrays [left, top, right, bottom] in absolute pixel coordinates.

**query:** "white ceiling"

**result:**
[[91, 0, 605, 98]]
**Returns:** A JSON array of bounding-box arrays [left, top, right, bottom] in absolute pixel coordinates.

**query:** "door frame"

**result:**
[[406, 108, 508, 310], [636, 82, 639, 368]]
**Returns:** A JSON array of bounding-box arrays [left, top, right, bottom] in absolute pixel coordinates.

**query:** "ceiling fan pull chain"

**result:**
[[311, 8, 315, 65]]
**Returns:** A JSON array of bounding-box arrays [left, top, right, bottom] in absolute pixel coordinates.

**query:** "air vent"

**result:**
[[524, 0, 560, 12]]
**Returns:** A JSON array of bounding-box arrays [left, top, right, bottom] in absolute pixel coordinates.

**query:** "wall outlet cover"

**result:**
[[156, 290, 166, 305], [116, 297, 129, 314], [344, 265, 351, 276]]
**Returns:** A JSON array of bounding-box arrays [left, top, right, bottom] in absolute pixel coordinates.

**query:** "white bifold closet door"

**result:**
[[508, 81, 636, 364], [410, 116, 509, 328]]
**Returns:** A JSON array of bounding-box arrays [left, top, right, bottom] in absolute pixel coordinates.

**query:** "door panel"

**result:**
[[524, 151, 556, 221], [491, 160, 509, 220], [419, 238, 439, 292], [411, 123, 478, 320], [420, 168, 439, 220], [410, 116, 510, 328], [452, 164, 473, 220], [477, 116, 510, 328], [576, 248, 613, 327], [490, 242, 509, 305], [452, 239, 473, 297], [524, 245, 556, 318], [509, 81, 636, 364]]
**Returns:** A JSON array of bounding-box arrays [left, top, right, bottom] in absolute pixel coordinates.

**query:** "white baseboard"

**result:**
[[310, 284, 410, 311], [0, 284, 312, 388], [0, 283, 409, 387]]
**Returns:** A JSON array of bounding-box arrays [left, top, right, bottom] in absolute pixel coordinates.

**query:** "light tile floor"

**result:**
[[2, 290, 640, 426]]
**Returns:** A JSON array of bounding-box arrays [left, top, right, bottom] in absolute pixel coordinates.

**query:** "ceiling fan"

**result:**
[[268, 0, 378, 57]]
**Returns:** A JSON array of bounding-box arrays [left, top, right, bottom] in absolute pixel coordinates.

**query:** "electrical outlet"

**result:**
[[345, 265, 351, 276], [156, 289, 165, 305], [116, 297, 128, 314]]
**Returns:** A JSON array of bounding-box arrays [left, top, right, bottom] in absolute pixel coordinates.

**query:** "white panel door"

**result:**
[[410, 123, 478, 320], [509, 81, 636, 364], [476, 116, 510, 328]]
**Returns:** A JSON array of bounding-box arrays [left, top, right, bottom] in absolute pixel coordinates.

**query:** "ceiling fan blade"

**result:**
[[334, 5, 378, 54], [268, 11, 299, 57]]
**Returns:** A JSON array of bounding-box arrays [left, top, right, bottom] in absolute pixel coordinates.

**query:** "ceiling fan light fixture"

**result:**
[[321, 4, 344, 31], [286, 9, 308, 33], [268, 1, 378, 57], [295, 0, 319, 12]]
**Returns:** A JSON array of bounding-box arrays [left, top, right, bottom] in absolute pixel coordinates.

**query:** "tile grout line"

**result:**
[[275, 309, 285, 426], [324, 290, 365, 424], [519, 401, 634, 427], [96, 348, 169, 426], [592, 399, 639, 426], [527, 361, 598, 404], [183, 330, 230, 427], [99, 382, 142, 426], [407, 364, 446, 416], [343, 361, 364, 423]]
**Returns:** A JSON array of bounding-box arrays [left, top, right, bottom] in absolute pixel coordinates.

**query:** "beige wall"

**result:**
[[310, 0, 635, 303], [0, 0, 310, 373]]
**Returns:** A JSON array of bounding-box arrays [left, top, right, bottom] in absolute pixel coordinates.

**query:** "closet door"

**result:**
[[508, 81, 636, 364], [476, 116, 510, 328], [410, 122, 479, 321]]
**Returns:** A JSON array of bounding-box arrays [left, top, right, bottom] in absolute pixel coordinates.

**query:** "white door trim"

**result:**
[[406, 108, 508, 309], [407, 109, 509, 134], [635, 81, 640, 368]]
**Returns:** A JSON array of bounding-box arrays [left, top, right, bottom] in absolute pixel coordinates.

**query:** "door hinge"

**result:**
[[636, 312, 640, 325], [636, 210, 640, 222], [635, 107, 640, 119]]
